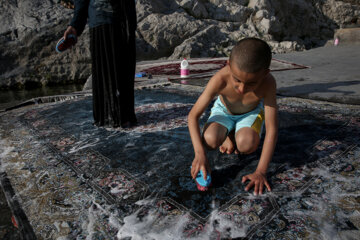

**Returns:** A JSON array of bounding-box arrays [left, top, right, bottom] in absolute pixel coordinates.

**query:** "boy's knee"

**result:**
[[236, 128, 259, 154], [203, 131, 223, 149]]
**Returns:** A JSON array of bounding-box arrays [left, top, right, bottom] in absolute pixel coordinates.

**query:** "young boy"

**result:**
[[188, 38, 278, 195]]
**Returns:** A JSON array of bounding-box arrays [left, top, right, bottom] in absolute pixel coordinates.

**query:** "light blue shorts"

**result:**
[[207, 96, 265, 136]]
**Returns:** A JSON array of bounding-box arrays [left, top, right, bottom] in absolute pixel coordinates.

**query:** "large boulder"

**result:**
[[0, 0, 359, 89], [136, 11, 206, 59], [0, 0, 90, 89]]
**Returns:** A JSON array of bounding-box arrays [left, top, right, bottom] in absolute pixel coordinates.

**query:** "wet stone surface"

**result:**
[[0, 88, 360, 239]]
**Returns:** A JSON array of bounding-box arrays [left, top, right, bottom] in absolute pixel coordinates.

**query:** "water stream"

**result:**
[[0, 84, 84, 110]]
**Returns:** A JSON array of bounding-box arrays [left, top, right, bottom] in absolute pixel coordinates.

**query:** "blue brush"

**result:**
[[191, 167, 212, 191], [135, 72, 147, 78], [55, 34, 77, 53]]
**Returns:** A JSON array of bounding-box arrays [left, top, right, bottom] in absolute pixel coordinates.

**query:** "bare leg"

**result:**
[[219, 130, 239, 154], [202, 122, 228, 150], [235, 127, 260, 154]]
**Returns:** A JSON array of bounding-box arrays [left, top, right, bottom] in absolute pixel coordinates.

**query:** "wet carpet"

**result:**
[[0, 89, 359, 239]]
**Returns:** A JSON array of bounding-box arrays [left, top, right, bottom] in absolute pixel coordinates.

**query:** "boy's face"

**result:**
[[228, 61, 269, 95]]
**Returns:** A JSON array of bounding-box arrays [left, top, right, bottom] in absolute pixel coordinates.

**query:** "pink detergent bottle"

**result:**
[[180, 58, 190, 84], [180, 58, 190, 77]]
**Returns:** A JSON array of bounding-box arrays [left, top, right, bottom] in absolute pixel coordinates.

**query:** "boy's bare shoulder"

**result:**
[[262, 73, 277, 90], [207, 65, 230, 90], [265, 72, 276, 84], [215, 65, 231, 81], [254, 73, 276, 99]]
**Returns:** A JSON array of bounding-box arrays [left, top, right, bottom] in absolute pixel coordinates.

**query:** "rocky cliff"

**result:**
[[0, 0, 359, 89]]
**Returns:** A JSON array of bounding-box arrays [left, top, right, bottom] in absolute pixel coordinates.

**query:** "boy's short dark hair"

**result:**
[[229, 38, 272, 73]]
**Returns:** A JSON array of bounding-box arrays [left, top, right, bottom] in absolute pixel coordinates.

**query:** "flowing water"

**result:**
[[0, 84, 84, 110]]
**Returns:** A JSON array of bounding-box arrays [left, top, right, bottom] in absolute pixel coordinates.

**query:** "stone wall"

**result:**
[[0, 0, 359, 89]]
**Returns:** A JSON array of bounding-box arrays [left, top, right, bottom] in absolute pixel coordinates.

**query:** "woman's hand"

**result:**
[[63, 26, 77, 40]]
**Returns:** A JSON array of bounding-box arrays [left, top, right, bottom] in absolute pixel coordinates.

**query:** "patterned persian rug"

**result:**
[[0, 89, 359, 239], [137, 58, 308, 87]]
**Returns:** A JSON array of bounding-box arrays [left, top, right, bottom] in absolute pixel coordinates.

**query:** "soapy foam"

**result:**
[[113, 197, 250, 239], [0, 139, 15, 172]]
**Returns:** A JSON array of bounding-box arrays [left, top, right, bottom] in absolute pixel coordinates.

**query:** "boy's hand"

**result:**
[[191, 154, 211, 180], [242, 171, 271, 195]]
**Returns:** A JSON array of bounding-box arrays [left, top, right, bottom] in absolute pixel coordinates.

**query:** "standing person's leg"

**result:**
[[104, 24, 122, 127], [109, 24, 136, 127], [126, 0, 137, 124], [123, 0, 137, 126], [92, 22, 134, 128], [89, 2, 137, 128], [91, 25, 117, 127], [123, 23, 137, 125], [90, 27, 103, 126], [112, 1, 137, 127]]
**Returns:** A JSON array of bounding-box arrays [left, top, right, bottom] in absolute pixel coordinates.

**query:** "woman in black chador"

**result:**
[[63, 0, 137, 128]]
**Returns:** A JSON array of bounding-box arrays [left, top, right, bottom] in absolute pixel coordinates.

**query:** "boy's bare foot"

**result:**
[[219, 136, 239, 154]]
